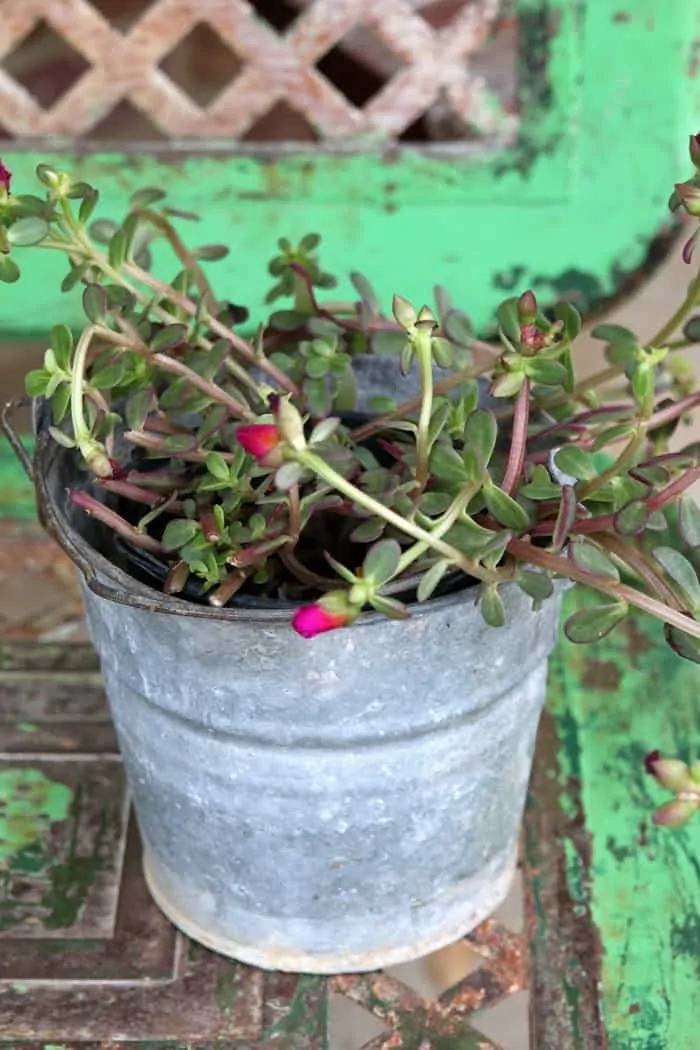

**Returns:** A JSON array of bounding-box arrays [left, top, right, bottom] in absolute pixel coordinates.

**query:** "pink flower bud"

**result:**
[[0, 160, 11, 194], [273, 396, 306, 451], [652, 798, 698, 827], [236, 423, 284, 466], [674, 180, 700, 217], [292, 600, 355, 638], [518, 290, 537, 324], [645, 752, 693, 791]]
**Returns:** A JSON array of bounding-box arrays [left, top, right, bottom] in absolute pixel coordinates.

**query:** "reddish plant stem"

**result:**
[[501, 378, 530, 495], [507, 537, 700, 638], [70, 490, 164, 554], [99, 479, 161, 506], [647, 391, 700, 431], [648, 468, 700, 510], [604, 534, 683, 610]]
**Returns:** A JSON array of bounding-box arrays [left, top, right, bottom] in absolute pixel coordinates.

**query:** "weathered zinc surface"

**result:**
[[0, 0, 697, 334], [0, 637, 525, 1048], [526, 588, 700, 1050], [1, 553, 699, 1046]]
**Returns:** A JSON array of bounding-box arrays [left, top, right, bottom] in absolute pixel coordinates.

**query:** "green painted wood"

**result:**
[[0, 438, 36, 521], [545, 589, 700, 1049], [0, 0, 697, 338]]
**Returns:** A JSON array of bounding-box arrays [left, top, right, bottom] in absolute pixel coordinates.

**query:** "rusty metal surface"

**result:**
[[0, 0, 516, 142], [0, 636, 532, 1048], [523, 710, 607, 1049]]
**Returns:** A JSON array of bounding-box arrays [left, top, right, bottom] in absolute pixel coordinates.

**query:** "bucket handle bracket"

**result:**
[[1, 396, 35, 482]]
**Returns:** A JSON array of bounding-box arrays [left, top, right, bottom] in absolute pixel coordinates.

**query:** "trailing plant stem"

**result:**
[[298, 450, 494, 583], [501, 377, 530, 495], [507, 538, 700, 639], [414, 333, 434, 490]]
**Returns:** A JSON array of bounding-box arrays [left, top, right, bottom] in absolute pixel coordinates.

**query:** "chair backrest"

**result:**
[[0, 0, 696, 336]]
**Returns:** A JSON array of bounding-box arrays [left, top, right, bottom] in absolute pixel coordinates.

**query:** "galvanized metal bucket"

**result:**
[[3, 395, 561, 973]]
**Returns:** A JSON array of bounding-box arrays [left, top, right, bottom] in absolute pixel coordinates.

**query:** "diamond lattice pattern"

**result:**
[[0, 0, 517, 142]]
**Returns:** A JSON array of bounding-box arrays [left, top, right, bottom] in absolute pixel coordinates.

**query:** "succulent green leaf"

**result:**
[[363, 539, 401, 586], [0, 255, 20, 283], [569, 541, 620, 580], [444, 517, 494, 557], [274, 462, 304, 491], [108, 229, 127, 268], [489, 371, 525, 398], [24, 369, 50, 397], [124, 389, 153, 431], [150, 324, 189, 352], [350, 272, 379, 312], [564, 601, 628, 644], [520, 465, 562, 500], [51, 383, 71, 424], [130, 186, 166, 208], [517, 570, 554, 606], [370, 595, 409, 620], [431, 336, 454, 369], [496, 298, 521, 345], [679, 496, 700, 548], [90, 363, 128, 389], [614, 500, 649, 535], [7, 216, 49, 246], [49, 324, 74, 370], [192, 244, 230, 261], [479, 584, 506, 628], [554, 301, 582, 341], [483, 483, 530, 530], [682, 316, 700, 342], [554, 446, 597, 481], [159, 434, 198, 454], [82, 283, 108, 324], [162, 518, 200, 551], [430, 443, 469, 483], [89, 218, 119, 244], [392, 294, 417, 329], [664, 623, 700, 663], [464, 409, 497, 472], [591, 323, 638, 344], [417, 560, 450, 602], [653, 547, 700, 611], [525, 358, 569, 387], [443, 309, 474, 347], [205, 451, 230, 482], [350, 518, 385, 543], [372, 329, 409, 356]]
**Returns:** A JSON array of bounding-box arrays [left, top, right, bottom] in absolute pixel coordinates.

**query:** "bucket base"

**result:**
[[142, 848, 517, 974]]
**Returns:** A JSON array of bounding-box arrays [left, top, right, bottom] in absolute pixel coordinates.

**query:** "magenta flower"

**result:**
[[292, 602, 353, 639], [0, 160, 11, 194], [236, 423, 284, 466]]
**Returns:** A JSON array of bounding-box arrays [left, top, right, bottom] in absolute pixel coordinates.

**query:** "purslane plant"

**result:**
[[3, 139, 700, 822]]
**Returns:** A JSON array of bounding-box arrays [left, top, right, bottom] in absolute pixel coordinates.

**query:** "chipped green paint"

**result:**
[[262, 975, 327, 1046], [0, 769, 72, 864], [41, 783, 107, 929], [0, 0, 696, 339], [0, 775, 107, 932], [549, 589, 700, 1049]]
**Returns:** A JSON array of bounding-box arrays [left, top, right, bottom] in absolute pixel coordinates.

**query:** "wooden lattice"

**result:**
[[0, 0, 518, 143]]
